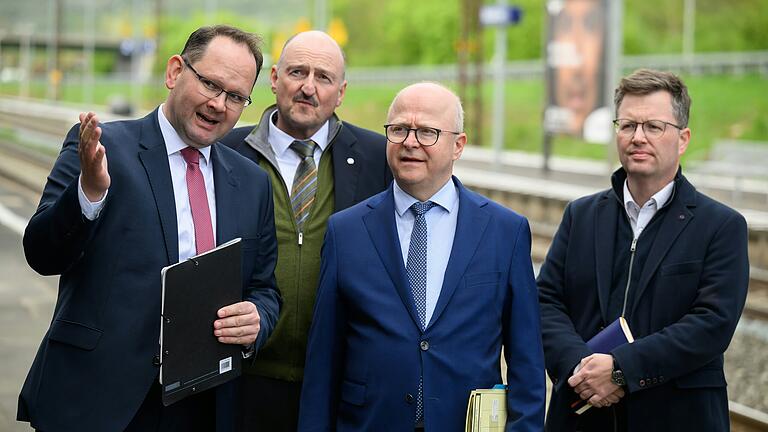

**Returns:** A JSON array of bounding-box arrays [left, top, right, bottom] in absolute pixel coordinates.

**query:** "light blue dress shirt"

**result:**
[[393, 178, 460, 326]]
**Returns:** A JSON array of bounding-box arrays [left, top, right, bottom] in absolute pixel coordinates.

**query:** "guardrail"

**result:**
[[345, 51, 768, 84]]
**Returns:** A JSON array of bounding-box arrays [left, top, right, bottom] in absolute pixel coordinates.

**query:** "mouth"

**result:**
[[400, 155, 425, 164], [196, 111, 220, 127]]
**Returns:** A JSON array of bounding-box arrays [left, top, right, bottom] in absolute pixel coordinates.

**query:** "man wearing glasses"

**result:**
[[298, 82, 545, 431], [538, 69, 749, 431], [219, 30, 390, 432], [18, 25, 280, 432]]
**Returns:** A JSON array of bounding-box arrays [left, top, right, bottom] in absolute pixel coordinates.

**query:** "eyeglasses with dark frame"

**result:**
[[613, 119, 683, 139], [182, 57, 252, 110], [383, 124, 462, 147]]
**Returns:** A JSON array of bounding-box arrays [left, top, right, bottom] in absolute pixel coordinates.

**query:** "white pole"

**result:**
[[491, 0, 508, 170], [605, 0, 623, 169]]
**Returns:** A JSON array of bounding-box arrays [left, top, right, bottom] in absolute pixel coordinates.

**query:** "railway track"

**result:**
[[1, 113, 767, 431]]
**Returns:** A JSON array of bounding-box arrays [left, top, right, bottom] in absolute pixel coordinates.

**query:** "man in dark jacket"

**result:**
[[538, 69, 749, 431]]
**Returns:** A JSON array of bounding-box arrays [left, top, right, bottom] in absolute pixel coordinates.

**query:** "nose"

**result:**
[[300, 74, 317, 96], [631, 124, 648, 143], [207, 91, 227, 112], [401, 129, 421, 149]]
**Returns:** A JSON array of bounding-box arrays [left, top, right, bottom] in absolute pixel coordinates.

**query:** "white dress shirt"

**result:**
[[394, 179, 460, 326], [78, 104, 217, 262], [623, 180, 674, 239], [267, 111, 330, 194]]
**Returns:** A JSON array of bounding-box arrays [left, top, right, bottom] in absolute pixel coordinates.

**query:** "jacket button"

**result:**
[[639, 379, 646, 387], [405, 393, 415, 404], [420, 341, 430, 351], [152, 355, 161, 366]]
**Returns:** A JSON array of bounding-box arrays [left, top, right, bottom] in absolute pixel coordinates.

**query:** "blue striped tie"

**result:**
[[289, 140, 317, 231], [406, 200, 436, 425]]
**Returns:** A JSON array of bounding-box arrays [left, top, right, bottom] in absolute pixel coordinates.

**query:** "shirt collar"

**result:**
[[623, 179, 675, 212], [158, 103, 212, 163], [394, 178, 459, 217], [268, 110, 330, 156]]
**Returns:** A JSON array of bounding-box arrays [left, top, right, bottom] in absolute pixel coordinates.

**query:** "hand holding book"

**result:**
[[569, 317, 634, 415]]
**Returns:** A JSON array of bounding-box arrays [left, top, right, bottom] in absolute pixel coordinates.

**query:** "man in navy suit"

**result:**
[[298, 82, 545, 431], [538, 69, 749, 431], [219, 31, 390, 432], [18, 25, 280, 432]]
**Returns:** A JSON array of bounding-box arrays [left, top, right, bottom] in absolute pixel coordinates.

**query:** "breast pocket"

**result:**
[[660, 261, 702, 276]]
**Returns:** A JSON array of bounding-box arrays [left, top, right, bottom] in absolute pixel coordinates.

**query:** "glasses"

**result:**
[[613, 119, 682, 139], [182, 57, 252, 110], [383, 124, 461, 147]]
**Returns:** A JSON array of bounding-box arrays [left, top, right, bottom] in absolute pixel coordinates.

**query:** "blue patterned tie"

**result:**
[[406, 200, 436, 425]]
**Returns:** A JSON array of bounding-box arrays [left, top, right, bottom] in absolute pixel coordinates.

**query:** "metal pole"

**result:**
[[491, 0, 507, 170], [605, 0, 623, 170], [83, 0, 96, 105], [205, 0, 218, 24], [46, 0, 58, 100], [683, 0, 695, 72], [314, 0, 327, 30], [19, 25, 33, 99]]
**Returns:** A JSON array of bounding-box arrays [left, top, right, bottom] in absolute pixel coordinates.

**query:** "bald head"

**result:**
[[388, 82, 464, 132], [385, 82, 467, 202], [277, 31, 346, 78]]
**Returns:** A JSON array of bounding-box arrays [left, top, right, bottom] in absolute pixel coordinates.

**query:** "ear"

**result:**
[[452, 132, 467, 161], [335, 80, 348, 108], [270, 65, 279, 94], [678, 127, 690, 156], [165, 55, 184, 90]]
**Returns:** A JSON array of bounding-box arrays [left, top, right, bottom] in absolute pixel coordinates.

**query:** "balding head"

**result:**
[[277, 31, 346, 78], [388, 82, 464, 132], [270, 30, 348, 139], [385, 82, 466, 201]]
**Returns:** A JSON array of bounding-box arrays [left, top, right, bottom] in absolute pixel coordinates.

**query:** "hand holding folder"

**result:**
[[160, 238, 243, 406]]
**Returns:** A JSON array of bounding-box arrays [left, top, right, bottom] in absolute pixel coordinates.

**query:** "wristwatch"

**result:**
[[611, 357, 626, 386]]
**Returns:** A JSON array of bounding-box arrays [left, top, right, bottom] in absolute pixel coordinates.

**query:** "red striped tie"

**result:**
[[181, 147, 215, 254]]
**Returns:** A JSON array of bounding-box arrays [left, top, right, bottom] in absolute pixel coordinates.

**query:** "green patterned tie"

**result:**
[[289, 139, 318, 231]]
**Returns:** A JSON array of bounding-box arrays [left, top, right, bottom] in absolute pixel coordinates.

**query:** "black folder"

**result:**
[[160, 238, 242, 406]]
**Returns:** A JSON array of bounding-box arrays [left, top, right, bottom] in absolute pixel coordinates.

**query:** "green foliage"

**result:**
[[154, 11, 273, 74]]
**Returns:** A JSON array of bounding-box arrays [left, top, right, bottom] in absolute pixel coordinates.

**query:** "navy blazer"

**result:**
[[538, 169, 749, 431], [220, 119, 392, 212], [18, 109, 280, 432], [298, 177, 545, 432]]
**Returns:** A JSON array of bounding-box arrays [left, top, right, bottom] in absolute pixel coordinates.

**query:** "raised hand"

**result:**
[[78, 112, 110, 201]]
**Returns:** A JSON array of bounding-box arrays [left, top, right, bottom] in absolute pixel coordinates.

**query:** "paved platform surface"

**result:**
[[0, 176, 56, 431]]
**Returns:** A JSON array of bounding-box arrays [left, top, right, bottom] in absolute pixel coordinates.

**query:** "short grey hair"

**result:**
[[614, 69, 691, 127]]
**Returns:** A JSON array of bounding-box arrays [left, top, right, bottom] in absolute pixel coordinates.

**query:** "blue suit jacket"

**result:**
[[17, 109, 281, 432], [538, 169, 749, 431], [298, 177, 545, 432]]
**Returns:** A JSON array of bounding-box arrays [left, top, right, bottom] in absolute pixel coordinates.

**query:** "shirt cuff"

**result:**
[[78, 176, 108, 220]]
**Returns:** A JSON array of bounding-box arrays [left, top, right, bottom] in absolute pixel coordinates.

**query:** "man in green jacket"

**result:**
[[220, 30, 391, 431]]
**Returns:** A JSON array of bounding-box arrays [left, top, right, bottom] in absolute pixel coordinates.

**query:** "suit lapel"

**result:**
[[138, 109, 178, 264], [331, 125, 361, 212], [428, 178, 490, 330], [211, 145, 240, 244], [595, 193, 618, 323], [362, 188, 423, 329], [629, 183, 694, 317]]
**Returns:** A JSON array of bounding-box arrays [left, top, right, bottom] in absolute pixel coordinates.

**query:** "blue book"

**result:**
[[571, 317, 634, 415]]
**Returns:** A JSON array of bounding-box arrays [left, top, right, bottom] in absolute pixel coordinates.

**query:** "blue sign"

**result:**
[[480, 5, 523, 26]]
